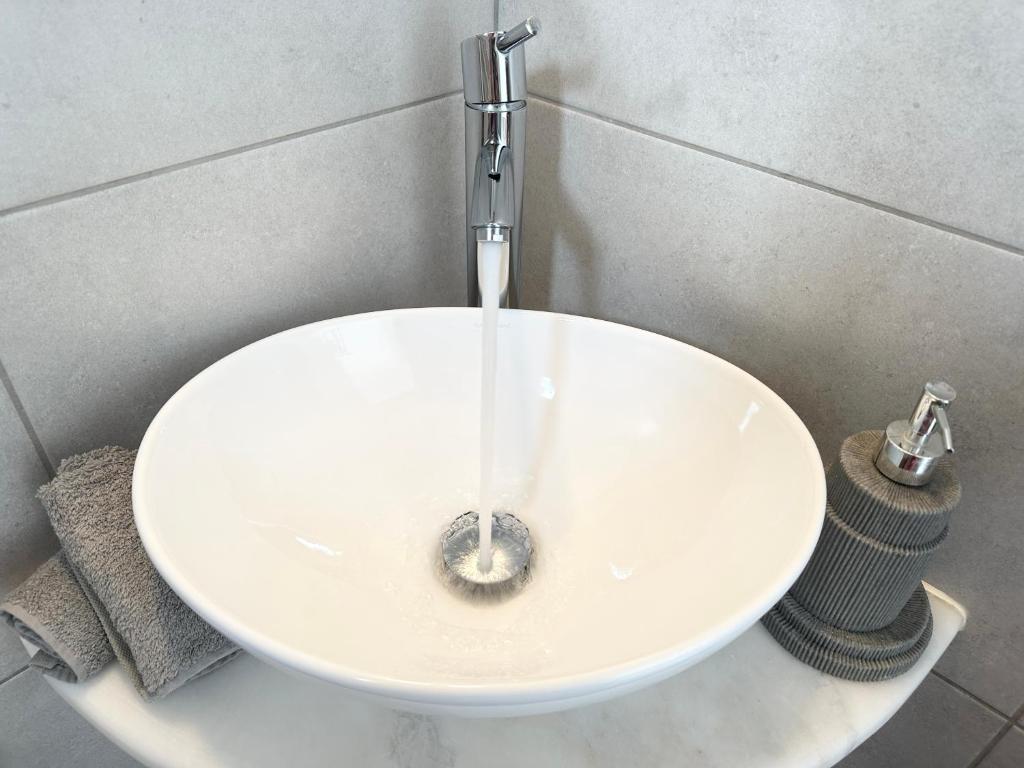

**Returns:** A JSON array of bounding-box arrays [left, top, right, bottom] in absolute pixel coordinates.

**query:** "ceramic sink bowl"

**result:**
[[133, 308, 825, 716]]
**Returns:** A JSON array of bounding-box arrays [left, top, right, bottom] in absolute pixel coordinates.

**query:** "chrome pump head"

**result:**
[[875, 381, 956, 486]]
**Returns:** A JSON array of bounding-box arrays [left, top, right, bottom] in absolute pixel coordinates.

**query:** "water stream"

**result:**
[[476, 239, 507, 572]]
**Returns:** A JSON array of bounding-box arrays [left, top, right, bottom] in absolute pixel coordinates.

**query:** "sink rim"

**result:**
[[134, 307, 826, 709]]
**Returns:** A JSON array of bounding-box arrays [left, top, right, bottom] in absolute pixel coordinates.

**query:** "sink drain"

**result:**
[[439, 511, 532, 601]]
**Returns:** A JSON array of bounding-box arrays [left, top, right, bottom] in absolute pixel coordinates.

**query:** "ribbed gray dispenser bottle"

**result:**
[[762, 381, 960, 681]]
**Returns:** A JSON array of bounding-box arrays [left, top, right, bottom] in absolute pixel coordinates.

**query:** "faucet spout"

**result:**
[[465, 104, 523, 306]]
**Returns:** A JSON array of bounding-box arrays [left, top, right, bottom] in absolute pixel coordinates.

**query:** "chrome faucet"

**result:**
[[461, 17, 541, 308]]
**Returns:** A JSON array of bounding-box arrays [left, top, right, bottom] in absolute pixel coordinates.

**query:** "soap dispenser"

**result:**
[[762, 381, 961, 681]]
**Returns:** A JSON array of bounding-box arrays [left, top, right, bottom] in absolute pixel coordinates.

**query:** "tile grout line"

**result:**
[[0, 357, 55, 477], [0, 664, 30, 688], [930, 670, 1014, 720], [0, 90, 460, 220], [966, 701, 1024, 768], [529, 93, 1024, 259]]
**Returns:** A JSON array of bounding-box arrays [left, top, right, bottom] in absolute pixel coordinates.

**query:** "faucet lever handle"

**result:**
[[496, 17, 541, 53]]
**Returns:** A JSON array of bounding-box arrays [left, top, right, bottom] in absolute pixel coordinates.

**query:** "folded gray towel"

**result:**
[[0, 552, 115, 683], [38, 446, 240, 699]]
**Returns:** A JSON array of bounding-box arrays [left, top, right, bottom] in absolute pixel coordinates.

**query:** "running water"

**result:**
[[476, 238, 506, 572]]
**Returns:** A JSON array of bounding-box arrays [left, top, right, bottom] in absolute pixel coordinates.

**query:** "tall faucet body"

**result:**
[[461, 19, 540, 308]]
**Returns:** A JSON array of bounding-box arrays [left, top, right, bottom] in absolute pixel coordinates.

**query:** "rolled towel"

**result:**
[[0, 552, 115, 683], [38, 446, 240, 699]]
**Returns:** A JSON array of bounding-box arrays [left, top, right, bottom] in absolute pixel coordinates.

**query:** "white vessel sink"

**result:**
[[133, 308, 825, 716]]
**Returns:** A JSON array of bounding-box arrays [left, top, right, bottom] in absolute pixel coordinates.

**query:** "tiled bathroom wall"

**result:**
[[0, 2, 487, 764], [500, 0, 1024, 765], [2, 0, 1022, 765]]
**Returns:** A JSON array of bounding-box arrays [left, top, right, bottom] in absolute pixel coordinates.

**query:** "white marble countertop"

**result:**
[[24, 584, 965, 768]]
